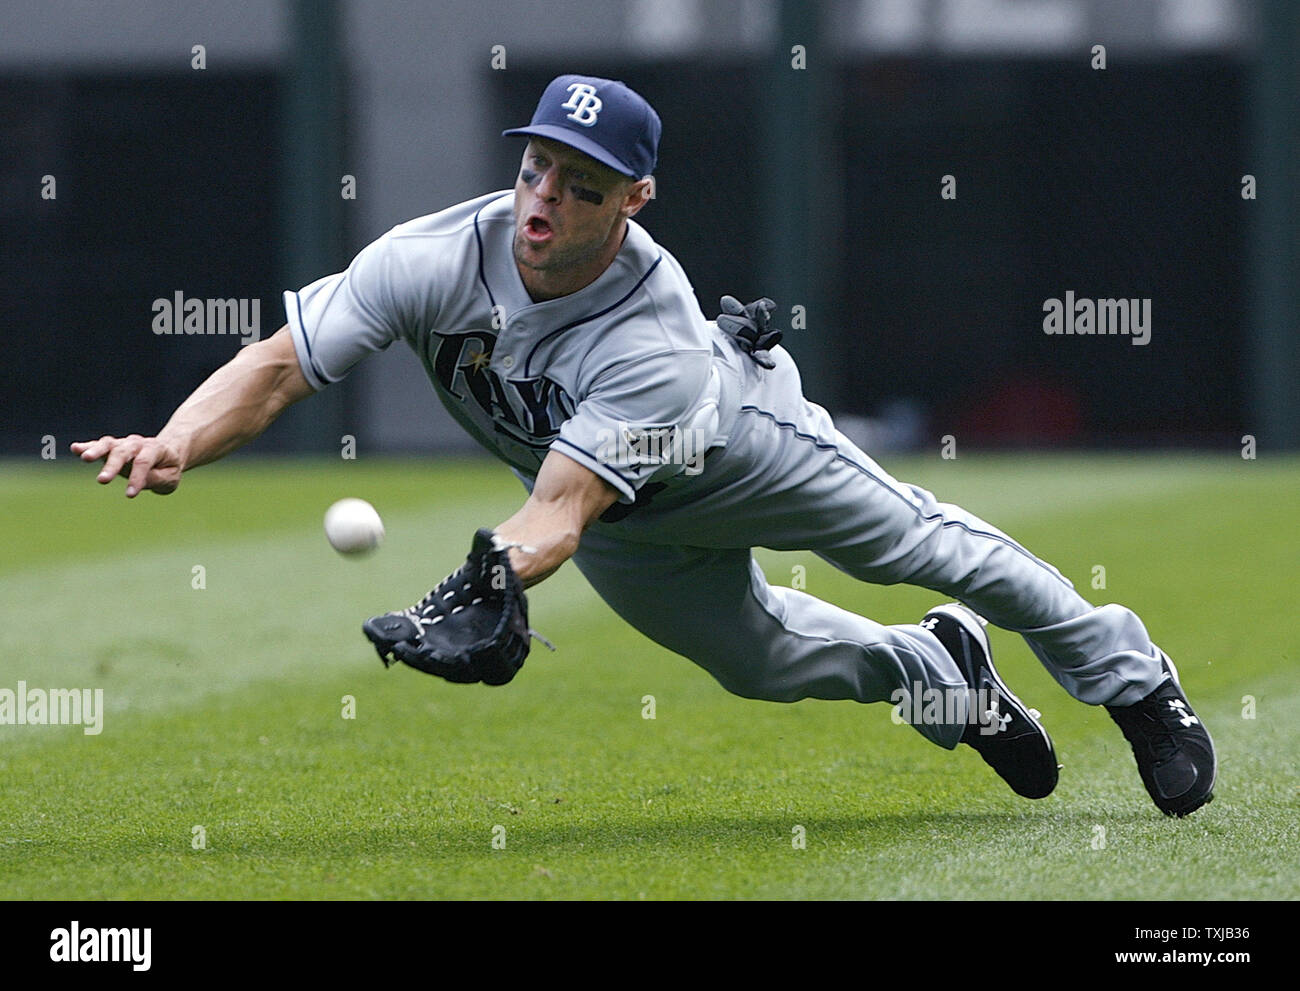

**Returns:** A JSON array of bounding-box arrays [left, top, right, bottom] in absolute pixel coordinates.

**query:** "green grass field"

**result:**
[[1, 453, 1297, 900]]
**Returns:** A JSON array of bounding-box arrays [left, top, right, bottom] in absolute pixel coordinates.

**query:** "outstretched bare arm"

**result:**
[[494, 449, 620, 587], [71, 324, 314, 497]]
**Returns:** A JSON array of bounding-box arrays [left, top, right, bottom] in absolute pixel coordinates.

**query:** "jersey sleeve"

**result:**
[[552, 347, 720, 503], [282, 229, 423, 391]]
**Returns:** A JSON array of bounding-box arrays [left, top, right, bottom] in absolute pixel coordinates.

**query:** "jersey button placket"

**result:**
[[496, 315, 522, 375]]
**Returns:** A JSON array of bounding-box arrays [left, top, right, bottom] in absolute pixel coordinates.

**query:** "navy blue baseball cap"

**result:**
[[503, 74, 661, 179]]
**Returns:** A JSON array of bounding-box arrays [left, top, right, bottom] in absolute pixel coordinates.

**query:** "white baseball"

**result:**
[[324, 498, 385, 556]]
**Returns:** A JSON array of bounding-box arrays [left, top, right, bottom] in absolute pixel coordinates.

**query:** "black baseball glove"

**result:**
[[716, 295, 782, 369], [362, 528, 541, 686]]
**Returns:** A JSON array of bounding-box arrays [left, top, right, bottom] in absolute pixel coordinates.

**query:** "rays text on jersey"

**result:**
[[432, 329, 577, 444]]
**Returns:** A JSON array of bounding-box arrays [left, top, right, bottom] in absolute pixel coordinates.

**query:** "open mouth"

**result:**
[[523, 215, 554, 243]]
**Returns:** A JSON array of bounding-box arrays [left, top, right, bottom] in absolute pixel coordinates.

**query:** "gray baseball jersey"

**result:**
[[285, 190, 735, 509], [286, 191, 1167, 748]]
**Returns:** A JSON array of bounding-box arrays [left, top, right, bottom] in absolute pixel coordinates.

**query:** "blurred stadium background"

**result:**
[[0, 0, 1295, 456]]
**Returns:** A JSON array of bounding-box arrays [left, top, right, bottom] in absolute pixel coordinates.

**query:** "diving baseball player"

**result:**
[[73, 74, 1216, 816]]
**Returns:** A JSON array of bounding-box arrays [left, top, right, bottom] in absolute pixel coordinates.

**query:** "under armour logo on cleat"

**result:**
[[920, 618, 939, 631], [1169, 698, 1199, 728], [976, 709, 1012, 736]]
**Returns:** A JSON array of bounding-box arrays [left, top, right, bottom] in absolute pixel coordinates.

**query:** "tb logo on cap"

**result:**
[[561, 82, 602, 126]]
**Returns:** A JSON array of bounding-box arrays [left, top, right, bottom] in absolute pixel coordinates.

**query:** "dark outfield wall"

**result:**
[[497, 58, 1247, 448], [0, 58, 1246, 453]]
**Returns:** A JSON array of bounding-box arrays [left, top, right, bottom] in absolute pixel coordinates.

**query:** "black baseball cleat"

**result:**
[[1105, 651, 1216, 817], [921, 604, 1060, 799]]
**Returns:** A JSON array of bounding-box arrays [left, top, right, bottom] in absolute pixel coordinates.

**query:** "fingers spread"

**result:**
[[97, 435, 142, 485], [72, 435, 117, 461], [125, 443, 160, 498]]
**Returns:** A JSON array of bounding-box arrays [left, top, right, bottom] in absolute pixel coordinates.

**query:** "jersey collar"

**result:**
[[487, 192, 660, 320]]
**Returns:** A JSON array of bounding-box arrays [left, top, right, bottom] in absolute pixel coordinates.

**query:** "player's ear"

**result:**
[[621, 176, 654, 219]]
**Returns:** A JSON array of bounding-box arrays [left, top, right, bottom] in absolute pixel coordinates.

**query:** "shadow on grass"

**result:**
[[9, 805, 1167, 867]]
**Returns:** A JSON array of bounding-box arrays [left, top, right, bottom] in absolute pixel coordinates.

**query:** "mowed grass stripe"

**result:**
[[4, 454, 1286, 727], [0, 464, 594, 730], [0, 457, 513, 574], [2, 453, 1284, 572]]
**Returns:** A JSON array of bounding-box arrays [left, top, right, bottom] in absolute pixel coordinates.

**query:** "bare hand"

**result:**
[[70, 435, 184, 497]]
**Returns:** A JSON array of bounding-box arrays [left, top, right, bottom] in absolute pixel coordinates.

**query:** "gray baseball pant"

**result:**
[[571, 347, 1165, 749]]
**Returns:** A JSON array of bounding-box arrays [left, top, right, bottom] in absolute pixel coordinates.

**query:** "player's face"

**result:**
[[512, 139, 633, 294]]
